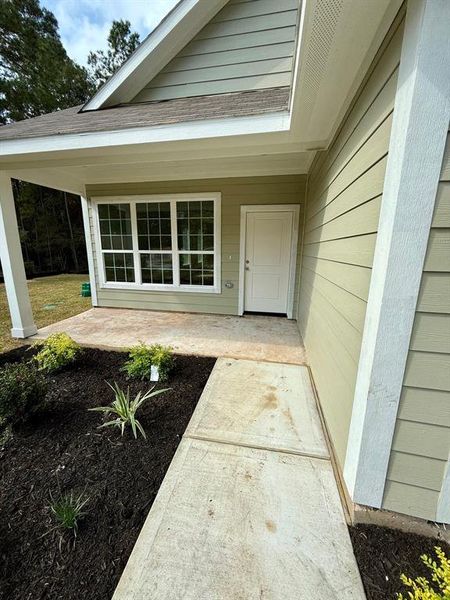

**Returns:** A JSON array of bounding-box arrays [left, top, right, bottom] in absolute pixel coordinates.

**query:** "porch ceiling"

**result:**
[[1, 148, 314, 195]]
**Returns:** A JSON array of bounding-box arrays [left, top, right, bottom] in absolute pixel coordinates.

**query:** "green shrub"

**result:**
[[50, 491, 89, 536], [89, 381, 169, 439], [34, 333, 81, 373], [397, 546, 450, 600], [0, 362, 48, 426], [123, 343, 174, 382]]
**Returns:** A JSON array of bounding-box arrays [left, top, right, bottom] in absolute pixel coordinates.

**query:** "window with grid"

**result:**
[[137, 202, 173, 285], [98, 204, 135, 282], [95, 196, 219, 291], [177, 200, 215, 286]]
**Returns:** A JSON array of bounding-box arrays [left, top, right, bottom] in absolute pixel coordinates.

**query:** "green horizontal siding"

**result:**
[[86, 175, 305, 316], [133, 0, 299, 102], [382, 133, 450, 522], [297, 11, 405, 467]]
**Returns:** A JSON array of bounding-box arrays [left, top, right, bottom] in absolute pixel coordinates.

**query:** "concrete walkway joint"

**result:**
[[113, 358, 366, 600]]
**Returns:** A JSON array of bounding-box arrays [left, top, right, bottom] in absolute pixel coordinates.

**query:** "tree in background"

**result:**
[[0, 3, 140, 277], [88, 20, 140, 88], [0, 0, 94, 123]]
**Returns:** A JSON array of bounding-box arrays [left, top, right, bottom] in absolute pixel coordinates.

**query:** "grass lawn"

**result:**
[[0, 274, 92, 353]]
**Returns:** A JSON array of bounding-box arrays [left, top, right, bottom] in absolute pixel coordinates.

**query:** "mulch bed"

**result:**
[[350, 523, 450, 599], [0, 346, 215, 600]]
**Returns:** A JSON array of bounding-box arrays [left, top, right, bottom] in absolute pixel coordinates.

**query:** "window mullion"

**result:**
[[130, 202, 142, 285], [171, 199, 180, 287]]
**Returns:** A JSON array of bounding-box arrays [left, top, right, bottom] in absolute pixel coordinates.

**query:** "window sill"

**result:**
[[100, 282, 222, 294]]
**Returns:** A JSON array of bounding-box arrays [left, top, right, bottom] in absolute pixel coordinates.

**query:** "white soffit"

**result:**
[[83, 0, 229, 110], [6, 151, 314, 191], [290, 0, 402, 146]]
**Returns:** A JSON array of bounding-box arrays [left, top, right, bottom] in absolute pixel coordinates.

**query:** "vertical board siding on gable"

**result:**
[[382, 132, 450, 522], [132, 0, 299, 103], [86, 175, 305, 316], [297, 12, 405, 467]]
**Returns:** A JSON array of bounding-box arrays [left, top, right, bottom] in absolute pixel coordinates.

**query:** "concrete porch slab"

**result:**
[[113, 437, 365, 600], [186, 358, 329, 459], [32, 307, 307, 364]]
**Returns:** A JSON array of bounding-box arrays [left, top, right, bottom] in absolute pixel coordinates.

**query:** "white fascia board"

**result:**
[[83, 0, 228, 110], [0, 112, 291, 159]]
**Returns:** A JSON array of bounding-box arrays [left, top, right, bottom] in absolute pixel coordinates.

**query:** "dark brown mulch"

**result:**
[[0, 347, 215, 600], [350, 523, 450, 600]]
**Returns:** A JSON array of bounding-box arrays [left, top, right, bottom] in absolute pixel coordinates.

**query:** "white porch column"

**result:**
[[80, 193, 98, 307], [0, 173, 37, 338], [344, 0, 450, 508]]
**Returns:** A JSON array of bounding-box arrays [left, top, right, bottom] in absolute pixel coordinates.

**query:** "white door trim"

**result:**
[[344, 0, 450, 511], [238, 204, 300, 319]]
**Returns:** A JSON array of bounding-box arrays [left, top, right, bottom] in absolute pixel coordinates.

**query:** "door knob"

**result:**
[[245, 259, 250, 264]]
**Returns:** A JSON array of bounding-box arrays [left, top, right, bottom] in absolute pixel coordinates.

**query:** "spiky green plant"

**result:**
[[50, 491, 89, 536], [89, 382, 169, 439]]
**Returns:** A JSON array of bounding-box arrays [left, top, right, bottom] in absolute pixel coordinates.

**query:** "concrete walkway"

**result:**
[[113, 359, 366, 600], [32, 307, 306, 365]]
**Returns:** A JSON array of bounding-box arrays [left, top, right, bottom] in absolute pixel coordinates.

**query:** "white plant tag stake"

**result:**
[[150, 365, 160, 382]]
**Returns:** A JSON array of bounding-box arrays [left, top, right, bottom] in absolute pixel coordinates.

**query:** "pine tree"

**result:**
[[0, 0, 94, 123], [88, 20, 140, 88]]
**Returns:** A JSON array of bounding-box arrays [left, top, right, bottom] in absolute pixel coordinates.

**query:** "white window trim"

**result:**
[[92, 193, 221, 294], [238, 204, 300, 320]]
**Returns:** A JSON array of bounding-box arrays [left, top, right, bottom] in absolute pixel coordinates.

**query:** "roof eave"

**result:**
[[0, 111, 292, 162]]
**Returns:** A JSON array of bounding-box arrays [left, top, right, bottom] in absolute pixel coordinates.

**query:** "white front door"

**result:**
[[244, 210, 293, 314]]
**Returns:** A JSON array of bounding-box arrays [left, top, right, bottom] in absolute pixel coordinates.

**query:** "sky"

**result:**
[[40, 0, 179, 66]]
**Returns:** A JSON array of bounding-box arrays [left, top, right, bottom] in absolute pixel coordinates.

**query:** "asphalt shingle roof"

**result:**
[[0, 88, 290, 142]]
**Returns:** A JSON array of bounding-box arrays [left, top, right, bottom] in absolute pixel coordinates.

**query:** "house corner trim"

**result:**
[[343, 0, 450, 509]]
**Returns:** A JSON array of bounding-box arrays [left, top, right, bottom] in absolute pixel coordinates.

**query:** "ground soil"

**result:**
[[350, 523, 450, 599], [0, 347, 215, 600]]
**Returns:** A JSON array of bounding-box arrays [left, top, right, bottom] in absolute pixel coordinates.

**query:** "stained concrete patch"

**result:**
[[185, 358, 329, 459], [113, 437, 365, 600], [32, 307, 306, 364]]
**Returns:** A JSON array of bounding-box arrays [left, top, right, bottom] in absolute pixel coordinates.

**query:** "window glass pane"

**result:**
[[140, 253, 173, 285], [202, 201, 214, 217], [100, 220, 110, 234], [99, 203, 132, 251], [137, 202, 172, 251], [203, 236, 214, 251], [179, 253, 214, 287], [177, 200, 214, 252], [98, 204, 109, 219], [160, 219, 171, 235], [177, 202, 188, 219], [103, 252, 135, 283], [149, 236, 161, 251]]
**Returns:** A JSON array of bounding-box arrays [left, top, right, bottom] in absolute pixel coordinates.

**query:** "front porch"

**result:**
[[31, 307, 307, 365]]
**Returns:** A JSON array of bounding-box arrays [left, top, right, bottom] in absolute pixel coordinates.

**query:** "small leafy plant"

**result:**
[[34, 333, 81, 373], [123, 343, 174, 382], [89, 381, 169, 439], [0, 362, 48, 426], [397, 546, 450, 599], [50, 491, 89, 536]]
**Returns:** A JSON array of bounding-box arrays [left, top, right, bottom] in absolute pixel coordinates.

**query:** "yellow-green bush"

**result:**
[[34, 333, 81, 373], [398, 547, 450, 600], [123, 343, 174, 382]]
